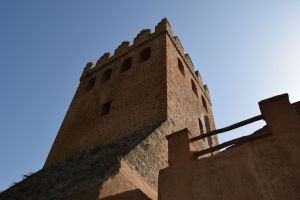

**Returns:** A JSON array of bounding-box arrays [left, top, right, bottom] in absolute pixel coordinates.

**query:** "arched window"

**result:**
[[198, 118, 205, 141], [202, 95, 208, 112], [102, 69, 112, 83], [85, 77, 96, 92], [120, 57, 132, 73], [139, 47, 151, 62], [177, 58, 185, 76], [204, 116, 213, 148], [204, 116, 211, 132], [191, 79, 198, 97]]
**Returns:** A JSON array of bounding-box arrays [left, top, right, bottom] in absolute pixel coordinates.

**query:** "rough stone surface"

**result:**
[[124, 121, 171, 190], [0, 124, 160, 200]]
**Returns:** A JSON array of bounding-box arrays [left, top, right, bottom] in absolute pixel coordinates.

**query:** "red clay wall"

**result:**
[[99, 161, 155, 200], [166, 32, 218, 151], [158, 94, 300, 200], [45, 25, 168, 167]]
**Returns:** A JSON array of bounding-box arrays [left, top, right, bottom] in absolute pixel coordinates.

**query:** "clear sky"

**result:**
[[0, 0, 300, 191]]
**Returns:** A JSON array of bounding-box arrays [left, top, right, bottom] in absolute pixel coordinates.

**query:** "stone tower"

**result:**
[[45, 18, 217, 167], [0, 18, 218, 200], [44, 18, 218, 199]]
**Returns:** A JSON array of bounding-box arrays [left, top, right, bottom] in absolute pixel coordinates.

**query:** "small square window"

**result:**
[[139, 47, 151, 62], [85, 77, 96, 92], [102, 69, 112, 83], [101, 101, 111, 116], [120, 57, 132, 73]]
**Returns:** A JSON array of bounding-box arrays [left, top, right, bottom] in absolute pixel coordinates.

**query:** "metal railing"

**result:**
[[189, 115, 269, 158]]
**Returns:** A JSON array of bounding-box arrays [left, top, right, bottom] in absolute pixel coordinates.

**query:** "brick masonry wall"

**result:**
[[122, 24, 220, 193], [165, 32, 218, 151], [45, 31, 168, 167]]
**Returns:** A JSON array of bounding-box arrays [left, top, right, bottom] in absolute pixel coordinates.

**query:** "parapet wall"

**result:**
[[158, 94, 300, 200], [81, 18, 207, 99]]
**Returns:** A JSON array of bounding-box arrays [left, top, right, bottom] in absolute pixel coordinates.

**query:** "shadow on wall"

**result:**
[[101, 189, 151, 200]]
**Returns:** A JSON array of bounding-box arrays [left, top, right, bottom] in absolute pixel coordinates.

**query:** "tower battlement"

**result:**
[[81, 18, 207, 99]]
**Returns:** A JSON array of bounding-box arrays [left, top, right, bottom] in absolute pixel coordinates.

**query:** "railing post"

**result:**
[[166, 129, 193, 167], [259, 93, 300, 135]]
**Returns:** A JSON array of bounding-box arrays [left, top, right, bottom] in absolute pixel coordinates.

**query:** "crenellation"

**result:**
[[81, 18, 203, 87], [80, 62, 94, 80], [184, 53, 194, 70], [114, 41, 131, 57], [86, 62, 93, 69], [155, 17, 173, 36], [195, 71, 203, 85], [173, 36, 184, 55], [95, 52, 112, 68], [133, 29, 152, 46], [83, 62, 94, 72], [204, 85, 209, 93], [168, 34, 207, 91], [204, 85, 212, 105]]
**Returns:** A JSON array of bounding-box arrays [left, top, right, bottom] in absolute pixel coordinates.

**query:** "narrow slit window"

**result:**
[[101, 101, 111, 116], [85, 77, 96, 92], [178, 58, 185, 76], [204, 116, 211, 133], [198, 118, 204, 135], [202, 95, 208, 112], [198, 118, 205, 141], [120, 57, 132, 73], [204, 116, 213, 148], [139, 47, 151, 62], [102, 69, 112, 83], [191, 79, 198, 97]]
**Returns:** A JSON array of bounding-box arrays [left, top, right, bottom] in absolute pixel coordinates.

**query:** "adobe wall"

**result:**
[[45, 21, 169, 167], [159, 133, 300, 200], [165, 27, 218, 151], [99, 161, 154, 200], [158, 94, 300, 200]]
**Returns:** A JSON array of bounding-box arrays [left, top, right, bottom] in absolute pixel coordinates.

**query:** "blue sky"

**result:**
[[1, 0, 300, 191]]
